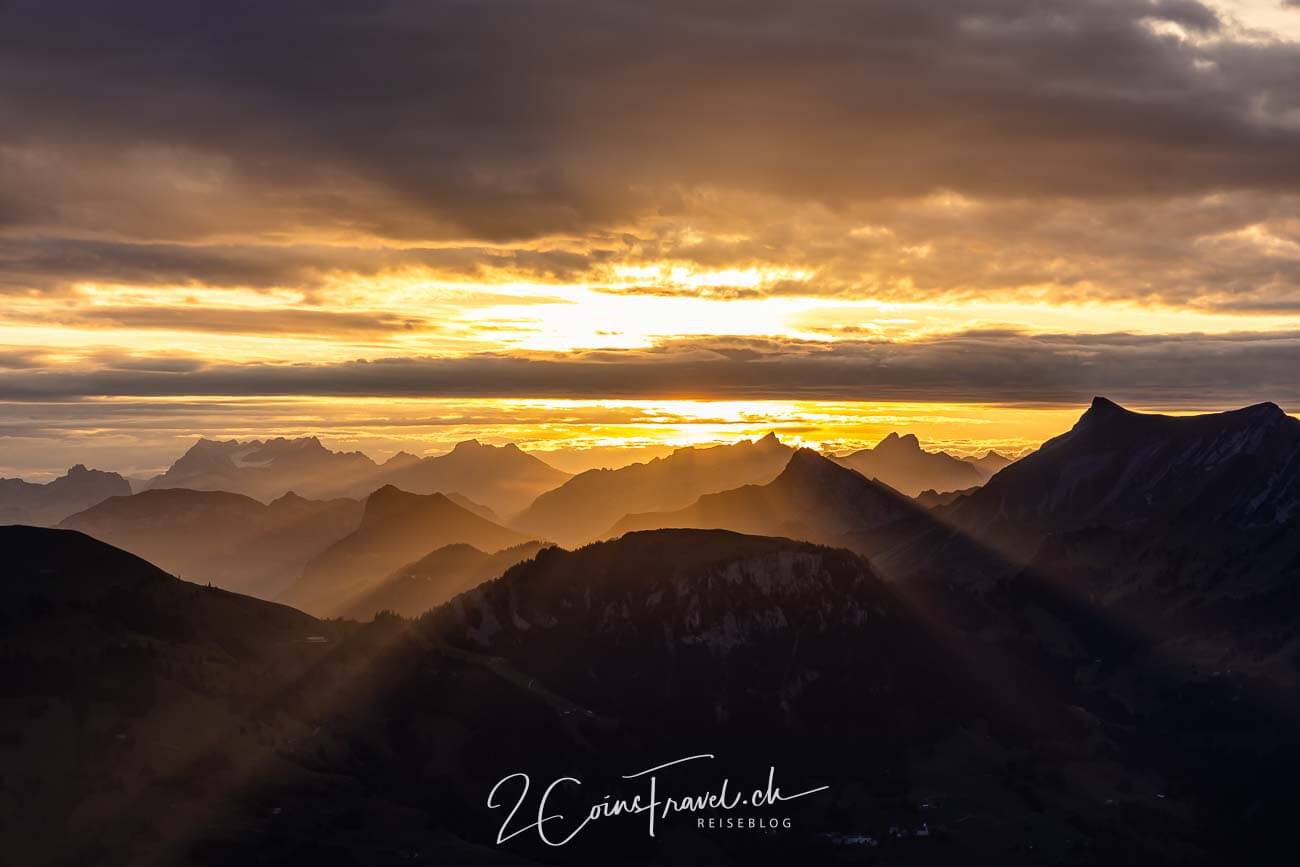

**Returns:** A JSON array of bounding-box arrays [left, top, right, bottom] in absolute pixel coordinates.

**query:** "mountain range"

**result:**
[[145, 435, 569, 515], [7, 396, 1300, 864], [607, 448, 923, 549], [511, 433, 794, 546], [59, 488, 364, 597], [833, 432, 986, 497], [285, 485, 533, 616], [0, 464, 131, 526]]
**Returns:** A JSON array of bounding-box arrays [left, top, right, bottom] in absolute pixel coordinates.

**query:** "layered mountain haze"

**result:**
[[147, 435, 568, 515], [3, 524, 1113, 866], [339, 540, 552, 620], [512, 433, 793, 546], [59, 488, 363, 597], [369, 439, 570, 517], [286, 486, 532, 617], [145, 436, 382, 501], [607, 449, 923, 552], [914, 486, 978, 509], [0, 464, 131, 526], [968, 450, 1013, 480], [0, 526, 553, 867], [9, 394, 1300, 862], [833, 432, 986, 498]]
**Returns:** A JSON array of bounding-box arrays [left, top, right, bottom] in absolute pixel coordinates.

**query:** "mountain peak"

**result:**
[[1086, 396, 1128, 416], [784, 446, 832, 470], [451, 439, 483, 452], [360, 485, 451, 527], [1242, 401, 1286, 421], [878, 432, 920, 451], [756, 431, 782, 448]]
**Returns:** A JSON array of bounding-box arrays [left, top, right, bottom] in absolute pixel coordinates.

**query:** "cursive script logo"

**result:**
[[487, 753, 828, 847]]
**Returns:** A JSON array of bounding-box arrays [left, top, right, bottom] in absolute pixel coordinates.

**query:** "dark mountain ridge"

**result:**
[[949, 397, 1300, 536]]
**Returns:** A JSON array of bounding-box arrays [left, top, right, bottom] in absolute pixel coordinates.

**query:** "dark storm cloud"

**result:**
[[2, 0, 1300, 244], [4, 331, 1299, 408]]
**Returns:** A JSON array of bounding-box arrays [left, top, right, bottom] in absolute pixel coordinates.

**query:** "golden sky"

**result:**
[[2, 0, 1300, 478]]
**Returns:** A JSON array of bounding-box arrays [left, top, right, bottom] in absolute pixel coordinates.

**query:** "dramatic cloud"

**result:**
[[2, 1, 1299, 475], [4, 331, 1299, 408], [3, 0, 1298, 235]]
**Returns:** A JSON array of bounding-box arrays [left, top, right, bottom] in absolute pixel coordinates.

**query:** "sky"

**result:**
[[3, 0, 1300, 478]]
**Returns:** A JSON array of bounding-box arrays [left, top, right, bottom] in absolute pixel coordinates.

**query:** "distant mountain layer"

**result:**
[[608, 448, 922, 551], [967, 450, 1012, 479], [339, 540, 551, 620], [146, 435, 569, 515], [286, 485, 531, 617], [60, 488, 362, 597], [833, 432, 984, 497], [0, 464, 131, 526], [511, 433, 793, 546], [368, 439, 570, 516], [914, 485, 978, 509]]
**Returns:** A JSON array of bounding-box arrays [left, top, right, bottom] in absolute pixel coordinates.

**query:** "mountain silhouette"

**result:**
[[966, 450, 1012, 480], [914, 485, 978, 508], [339, 539, 551, 620], [369, 438, 570, 516], [2, 521, 1260, 864], [427, 529, 985, 741], [607, 449, 922, 549], [147, 435, 568, 514], [59, 488, 362, 597], [0, 525, 551, 867], [286, 486, 531, 616], [950, 396, 1300, 535], [512, 433, 792, 546], [0, 464, 131, 526], [146, 435, 380, 500], [833, 432, 984, 497]]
